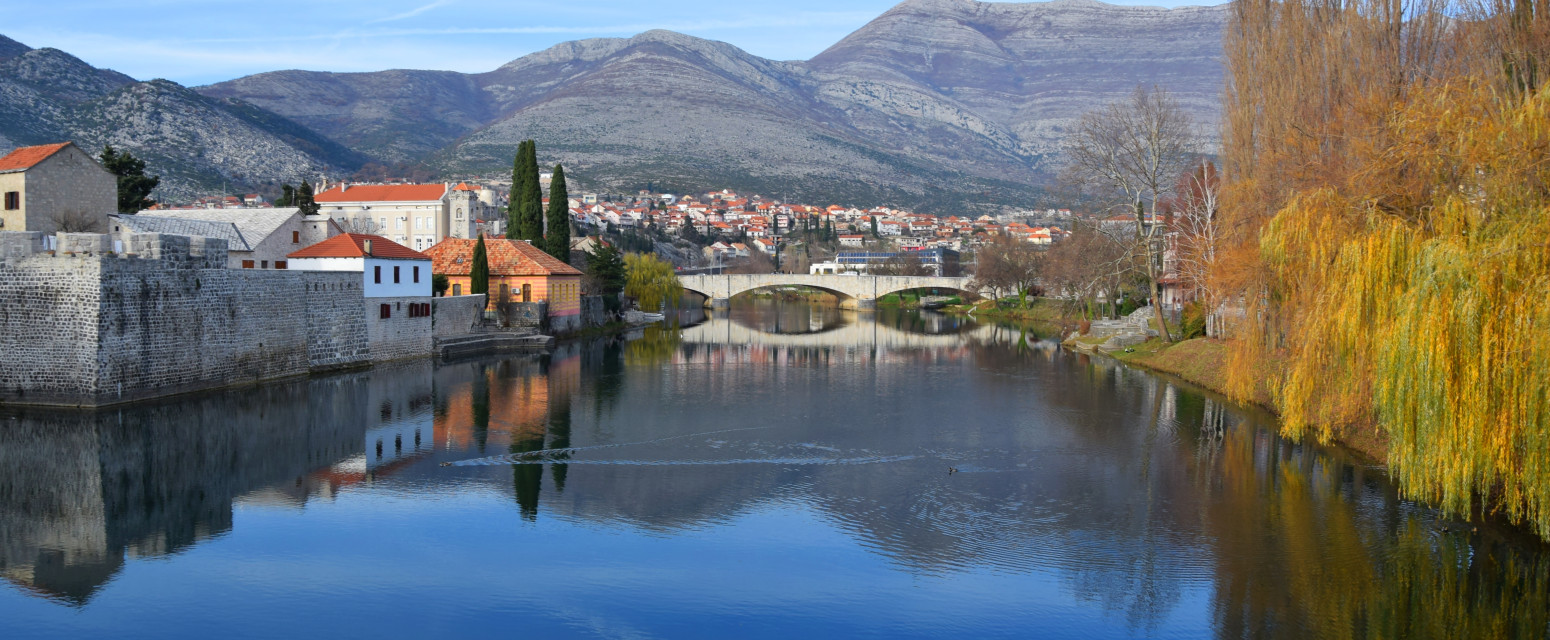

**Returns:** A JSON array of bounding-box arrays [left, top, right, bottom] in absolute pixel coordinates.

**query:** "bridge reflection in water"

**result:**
[[675, 305, 1048, 353]]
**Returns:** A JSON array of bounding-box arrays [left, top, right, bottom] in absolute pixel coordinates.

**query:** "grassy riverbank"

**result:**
[[944, 298, 1069, 336], [1097, 336, 1390, 464]]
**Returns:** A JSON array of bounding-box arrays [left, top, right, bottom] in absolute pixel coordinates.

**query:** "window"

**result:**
[[374, 266, 381, 284], [380, 304, 391, 319], [275, 261, 287, 270], [453, 284, 461, 296], [500, 284, 509, 300], [292, 231, 300, 244], [3, 192, 17, 210], [394, 266, 401, 284], [522, 283, 531, 302], [242, 260, 255, 269], [413, 266, 420, 283], [261, 260, 268, 269]]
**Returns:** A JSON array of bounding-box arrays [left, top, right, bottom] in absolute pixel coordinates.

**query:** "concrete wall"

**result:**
[[580, 295, 608, 329], [365, 296, 433, 362], [432, 294, 486, 339], [0, 145, 116, 234], [0, 232, 379, 407]]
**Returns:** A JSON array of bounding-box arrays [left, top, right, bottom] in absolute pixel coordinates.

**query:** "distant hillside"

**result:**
[[0, 37, 366, 201], [4, 0, 1227, 211]]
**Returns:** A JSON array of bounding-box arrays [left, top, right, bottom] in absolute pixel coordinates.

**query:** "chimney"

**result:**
[[340, 182, 348, 193], [363, 239, 373, 256]]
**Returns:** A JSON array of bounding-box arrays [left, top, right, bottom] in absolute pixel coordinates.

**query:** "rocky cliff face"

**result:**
[[5, 0, 1227, 210], [0, 38, 365, 202], [808, 0, 1225, 157]]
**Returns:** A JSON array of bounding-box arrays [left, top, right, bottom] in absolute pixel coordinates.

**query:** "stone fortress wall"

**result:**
[[366, 296, 432, 363], [0, 231, 390, 407]]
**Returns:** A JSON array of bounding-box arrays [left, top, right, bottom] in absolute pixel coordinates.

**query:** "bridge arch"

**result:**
[[679, 274, 982, 309]]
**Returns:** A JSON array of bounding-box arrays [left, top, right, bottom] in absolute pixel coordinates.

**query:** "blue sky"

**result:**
[[9, 0, 1224, 86]]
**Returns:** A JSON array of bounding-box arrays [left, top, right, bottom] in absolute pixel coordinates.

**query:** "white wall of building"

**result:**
[[288, 256, 432, 298]]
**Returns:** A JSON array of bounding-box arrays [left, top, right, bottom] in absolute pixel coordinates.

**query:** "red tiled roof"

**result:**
[[288, 233, 429, 260], [0, 142, 72, 173], [424, 237, 583, 277], [314, 184, 447, 203]]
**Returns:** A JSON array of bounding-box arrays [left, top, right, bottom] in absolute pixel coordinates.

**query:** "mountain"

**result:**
[[201, 0, 1226, 212], [4, 0, 1228, 210], [0, 37, 366, 201], [807, 0, 1225, 157]]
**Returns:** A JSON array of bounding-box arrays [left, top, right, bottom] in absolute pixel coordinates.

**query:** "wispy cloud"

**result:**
[[369, 0, 457, 24], [179, 12, 880, 45]]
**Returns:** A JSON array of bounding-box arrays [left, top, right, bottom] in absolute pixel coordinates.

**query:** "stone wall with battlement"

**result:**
[[0, 231, 392, 407]]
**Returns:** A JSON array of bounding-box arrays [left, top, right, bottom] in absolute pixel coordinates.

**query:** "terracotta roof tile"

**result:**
[[0, 142, 72, 173], [288, 233, 429, 259], [424, 237, 583, 277], [314, 184, 447, 203]]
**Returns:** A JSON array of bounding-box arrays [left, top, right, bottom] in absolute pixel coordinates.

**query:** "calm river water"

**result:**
[[1, 301, 1547, 639]]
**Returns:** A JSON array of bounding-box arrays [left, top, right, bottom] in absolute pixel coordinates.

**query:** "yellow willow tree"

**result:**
[[1219, 0, 1550, 533], [623, 253, 682, 312]]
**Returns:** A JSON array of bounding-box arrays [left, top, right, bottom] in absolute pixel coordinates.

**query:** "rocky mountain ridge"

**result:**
[[4, 0, 1227, 211], [0, 36, 364, 201]]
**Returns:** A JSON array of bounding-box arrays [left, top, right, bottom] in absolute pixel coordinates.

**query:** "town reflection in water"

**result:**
[[1, 302, 1547, 638]]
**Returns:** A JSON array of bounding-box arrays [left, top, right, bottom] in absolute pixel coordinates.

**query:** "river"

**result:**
[[1, 300, 1546, 639]]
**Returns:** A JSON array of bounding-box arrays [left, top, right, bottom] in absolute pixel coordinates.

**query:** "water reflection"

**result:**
[[0, 304, 1546, 639]]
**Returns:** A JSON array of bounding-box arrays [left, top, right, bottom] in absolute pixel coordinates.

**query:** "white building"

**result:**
[[288, 233, 434, 362], [287, 233, 432, 298], [314, 183, 477, 252]]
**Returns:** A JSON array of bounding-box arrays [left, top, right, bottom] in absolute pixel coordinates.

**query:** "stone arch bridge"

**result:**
[[680, 274, 981, 309]]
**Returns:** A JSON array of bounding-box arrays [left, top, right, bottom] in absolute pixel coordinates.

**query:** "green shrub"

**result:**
[[1180, 301, 1207, 340]]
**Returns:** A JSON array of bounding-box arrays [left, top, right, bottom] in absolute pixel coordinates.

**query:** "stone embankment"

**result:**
[[1075, 307, 1159, 352]]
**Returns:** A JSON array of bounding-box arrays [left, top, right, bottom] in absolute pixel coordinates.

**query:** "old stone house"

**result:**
[[426, 237, 583, 330], [288, 234, 434, 362], [0, 142, 116, 234], [109, 208, 340, 269]]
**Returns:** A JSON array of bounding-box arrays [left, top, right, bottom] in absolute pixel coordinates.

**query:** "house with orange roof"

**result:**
[[426, 237, 586, 333], [0, 142, 116, 233], [314, 182, 478, 253], [288, 233, 434, 362]]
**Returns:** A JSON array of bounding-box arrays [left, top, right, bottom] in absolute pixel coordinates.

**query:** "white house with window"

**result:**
[[286, 233, 432, 297], [288, 233, 434, 362]]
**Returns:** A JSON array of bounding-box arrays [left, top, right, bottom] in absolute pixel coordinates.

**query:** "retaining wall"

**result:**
[[432, 294, 486, 339]]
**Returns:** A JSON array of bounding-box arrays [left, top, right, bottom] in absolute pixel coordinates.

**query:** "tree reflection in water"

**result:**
[[0, 304, 1545, 639]]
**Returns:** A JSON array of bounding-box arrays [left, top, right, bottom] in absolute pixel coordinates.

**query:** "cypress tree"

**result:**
[[870, 215, 879, 237], [276, 184, 294, 207], [517, 140, 543, 243], [470, 235, 490, 296], [514, 140, 533, 237], [544, 164, 571, 261], [296, 181, 320, 217]]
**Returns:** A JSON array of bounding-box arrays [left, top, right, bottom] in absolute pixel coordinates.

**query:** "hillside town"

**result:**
[[147, 177, 1080, 269]]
